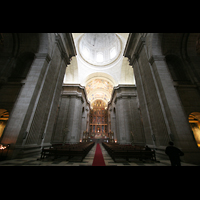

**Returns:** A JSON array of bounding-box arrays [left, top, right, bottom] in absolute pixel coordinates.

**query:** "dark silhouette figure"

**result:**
[[145, 145, 151, 151], [165, 141, 184, 166]]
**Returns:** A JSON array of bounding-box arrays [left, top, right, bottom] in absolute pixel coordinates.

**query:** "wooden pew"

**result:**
[[40, 142, 95, 161], [102, 142, 156, 162]]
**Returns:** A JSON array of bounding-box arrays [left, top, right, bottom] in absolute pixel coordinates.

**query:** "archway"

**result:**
[[85, 76, 115, 107], [188, 112, 200, 147]]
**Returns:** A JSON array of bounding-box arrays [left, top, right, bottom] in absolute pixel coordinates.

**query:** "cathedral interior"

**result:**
[[1, 33, 200, 166]]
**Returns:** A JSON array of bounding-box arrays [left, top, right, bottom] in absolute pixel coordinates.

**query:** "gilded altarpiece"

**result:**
[[89, 100, 108, 138]]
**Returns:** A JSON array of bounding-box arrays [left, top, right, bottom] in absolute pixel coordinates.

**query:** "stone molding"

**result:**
[[55, 35, 70, 65], [124, 36, 146, 66], [109, 84, 137, 105], [61, 84, 90, 105], [129, 37, 145, 65]]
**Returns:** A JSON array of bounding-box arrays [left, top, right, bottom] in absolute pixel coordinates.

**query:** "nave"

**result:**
[[0, 142, 197, 166]]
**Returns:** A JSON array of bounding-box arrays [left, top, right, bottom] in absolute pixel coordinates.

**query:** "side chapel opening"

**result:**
[[0, 109, 9, 140], [189, 112, 200, 147]]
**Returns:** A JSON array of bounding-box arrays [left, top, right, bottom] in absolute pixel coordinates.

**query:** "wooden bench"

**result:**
[[102, 142, 156, 162], [41, 142, 95, 161]]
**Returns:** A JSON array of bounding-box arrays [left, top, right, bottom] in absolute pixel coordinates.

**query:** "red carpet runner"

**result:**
[[92, 143, 106, 166]]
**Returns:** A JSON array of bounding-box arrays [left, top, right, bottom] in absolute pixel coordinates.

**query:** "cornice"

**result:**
[[62, 84, 90, 105], [124, 34, 146, 66], [64, 33, 77, 58], [129, 37, 146, 65], [108, 84, 137, 105]]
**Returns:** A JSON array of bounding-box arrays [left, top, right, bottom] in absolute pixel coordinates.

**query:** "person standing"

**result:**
[[165, 141, 184, 166]]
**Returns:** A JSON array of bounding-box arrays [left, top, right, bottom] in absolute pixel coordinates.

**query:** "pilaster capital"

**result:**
[[35, 53, 51, 63], [149, 55, 165, 65]]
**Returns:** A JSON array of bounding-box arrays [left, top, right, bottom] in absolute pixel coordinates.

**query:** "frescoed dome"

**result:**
[[79, 33, 121, 66]]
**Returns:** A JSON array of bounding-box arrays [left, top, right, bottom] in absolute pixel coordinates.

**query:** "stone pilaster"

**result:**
[[0, 33, 76, 159], [1, 53, 51, 158], [124, 34, 200, 164]]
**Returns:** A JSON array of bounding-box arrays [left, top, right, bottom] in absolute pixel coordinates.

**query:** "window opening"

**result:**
[[110, 47, 116, 59], [96, 52, 103, 63]]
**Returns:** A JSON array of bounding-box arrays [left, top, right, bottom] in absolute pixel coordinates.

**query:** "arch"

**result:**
[[9, 52, 35, 80], [188, 112, 200, 147], [165, 54, 191, 83], [84, 72, 116, 86], [0, 33, 49, 81], [85, 76, 115, 106], [185, 33, 200, 81], [16, 33, 49, 55]]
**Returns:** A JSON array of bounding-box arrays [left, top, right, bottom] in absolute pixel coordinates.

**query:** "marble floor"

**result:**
[[0, 143, 197, 166]]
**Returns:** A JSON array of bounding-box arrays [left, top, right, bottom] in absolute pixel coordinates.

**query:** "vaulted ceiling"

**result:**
[[68, 33, 129, 106]]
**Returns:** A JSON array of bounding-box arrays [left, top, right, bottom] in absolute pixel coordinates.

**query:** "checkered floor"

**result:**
[[0, 143, 197, 166]]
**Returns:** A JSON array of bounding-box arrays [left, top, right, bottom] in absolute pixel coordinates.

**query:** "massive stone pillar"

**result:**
[[52, 84, 90, 144], [124, 33, 200, 164], [108, 84, 145, 145], [0, 33, 76, 159], [149, 55, 200, 163], [1, 54, 51, 158]]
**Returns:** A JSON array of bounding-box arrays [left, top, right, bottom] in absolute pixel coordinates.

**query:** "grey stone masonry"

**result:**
[[124, 33, 200, 164], [52, 84, 90, 144], [108, 84, 145, 145], [0, 33, 76, 159]]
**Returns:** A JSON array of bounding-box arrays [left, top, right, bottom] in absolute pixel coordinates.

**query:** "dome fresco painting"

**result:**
[[79, 33, 121, 66]]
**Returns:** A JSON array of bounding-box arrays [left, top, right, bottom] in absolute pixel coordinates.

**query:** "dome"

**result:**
[[79, 33, 121, 66]]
